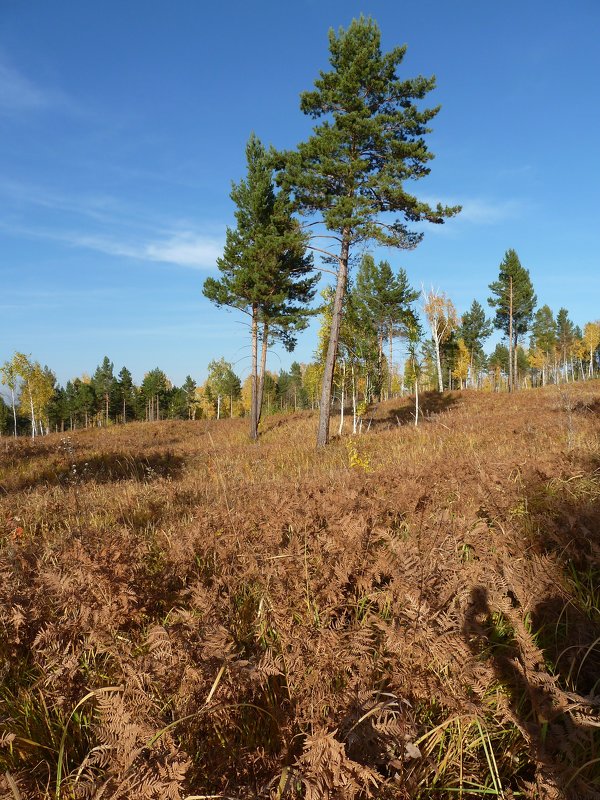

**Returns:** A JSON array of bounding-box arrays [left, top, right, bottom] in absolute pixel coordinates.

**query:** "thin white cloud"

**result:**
[[412, 195, 531, 236], [0, 57, 67, 114], [457, 197, 528, 225], [69, 231, 223, 268], [421, 195, 529, 224], [0, 221, 224, 269], [145, 232, 223, 267]]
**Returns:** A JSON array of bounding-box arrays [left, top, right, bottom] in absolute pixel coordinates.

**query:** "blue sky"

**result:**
[[1, 0, 599, 387]]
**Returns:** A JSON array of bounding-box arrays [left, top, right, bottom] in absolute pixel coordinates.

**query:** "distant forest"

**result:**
[[2, 248, 599, 439]]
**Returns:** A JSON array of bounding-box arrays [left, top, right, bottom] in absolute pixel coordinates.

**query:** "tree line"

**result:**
[[0, 352, 320, 438], [2, 243, 597, 439]]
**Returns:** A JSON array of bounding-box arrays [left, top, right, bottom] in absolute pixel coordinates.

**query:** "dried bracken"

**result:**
[[1, 383, 599, 799]]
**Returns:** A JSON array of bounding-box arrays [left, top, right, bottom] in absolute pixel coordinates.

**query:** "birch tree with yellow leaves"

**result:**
[[583, 321, 600, 378], [423, 288, 459, 392]]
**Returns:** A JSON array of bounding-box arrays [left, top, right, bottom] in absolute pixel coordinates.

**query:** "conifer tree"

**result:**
[[488, 249, 536, 391], [204, 134, 317, 440], [459, 300, 492, 387], [140, 368, 169, 422], [530, 305, 556, 385], [117, 367, 135, 423], [280, 16, 459, 445], [182, 375, 197, 419], [354, 255, 418, 400], [556, 307, 576, 382], [0, 357, 19, 437], [92, 356, 116, 424], [488, 343, 510, 391], [75, 379, 96, 428]]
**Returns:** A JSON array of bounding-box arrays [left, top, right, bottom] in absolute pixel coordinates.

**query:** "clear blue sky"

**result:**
[[1, 0, 599, 387]]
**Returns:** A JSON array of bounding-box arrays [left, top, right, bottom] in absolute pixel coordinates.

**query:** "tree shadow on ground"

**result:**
[[462, 454, 600, 798], [368, 391, 460, 430]]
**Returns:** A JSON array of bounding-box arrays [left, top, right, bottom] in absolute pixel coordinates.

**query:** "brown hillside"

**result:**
[[1, 382, 599, 799]]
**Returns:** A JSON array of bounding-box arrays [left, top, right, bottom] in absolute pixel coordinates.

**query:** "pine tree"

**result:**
[[556, 308, 576, 382], [488, 343, 510, 391], [182, 375, 197, 419], [0, 394, 10, 436], [354, 255, 418, 399], [0, 357, 19, 437], [459, 300, 493, 387], [280, 16, 459, 445], [74, 379, 96, 428], [488, 249, 536, 391], [92, 356, 116, 424], [140, 368, 169, 422], [117, 367, 135, 423], [530, 305, 556, 385], [204, 134, 317, 440]]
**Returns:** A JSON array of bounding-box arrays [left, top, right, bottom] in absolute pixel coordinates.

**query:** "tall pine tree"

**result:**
[[280, 16, 459, 445], [488, 249, 536, 391], [204, 134, 317, 440]]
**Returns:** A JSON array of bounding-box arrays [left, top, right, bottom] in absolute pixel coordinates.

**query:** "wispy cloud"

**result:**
[[457, 197, 529, 225], [68, 230, 223, 268], [145, 232, 223, 268], [0, 56, 67, 114], [0, 178, 121, 224], [1, 220, 223, 269], [414, 195, 531, 235]]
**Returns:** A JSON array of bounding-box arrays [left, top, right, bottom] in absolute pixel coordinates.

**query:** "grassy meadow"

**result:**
[[1, 382, 599, 799]]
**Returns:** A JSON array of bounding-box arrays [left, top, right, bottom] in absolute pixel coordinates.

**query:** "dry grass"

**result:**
[[1, 382, 599, 799]]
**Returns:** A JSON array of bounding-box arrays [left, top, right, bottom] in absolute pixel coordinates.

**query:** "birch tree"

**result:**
[[422, 288, 458, 392]]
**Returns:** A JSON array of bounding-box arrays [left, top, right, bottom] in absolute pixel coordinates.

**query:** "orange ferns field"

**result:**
[[1, 383, 599, 799]]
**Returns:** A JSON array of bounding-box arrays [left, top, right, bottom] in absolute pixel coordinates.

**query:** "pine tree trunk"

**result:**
[[317, 232, 349, 447], [508, 276, 513, 392], [257, 322, 269, 426], [250, 306, 258, 440], [388, 328, 394, 398]]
